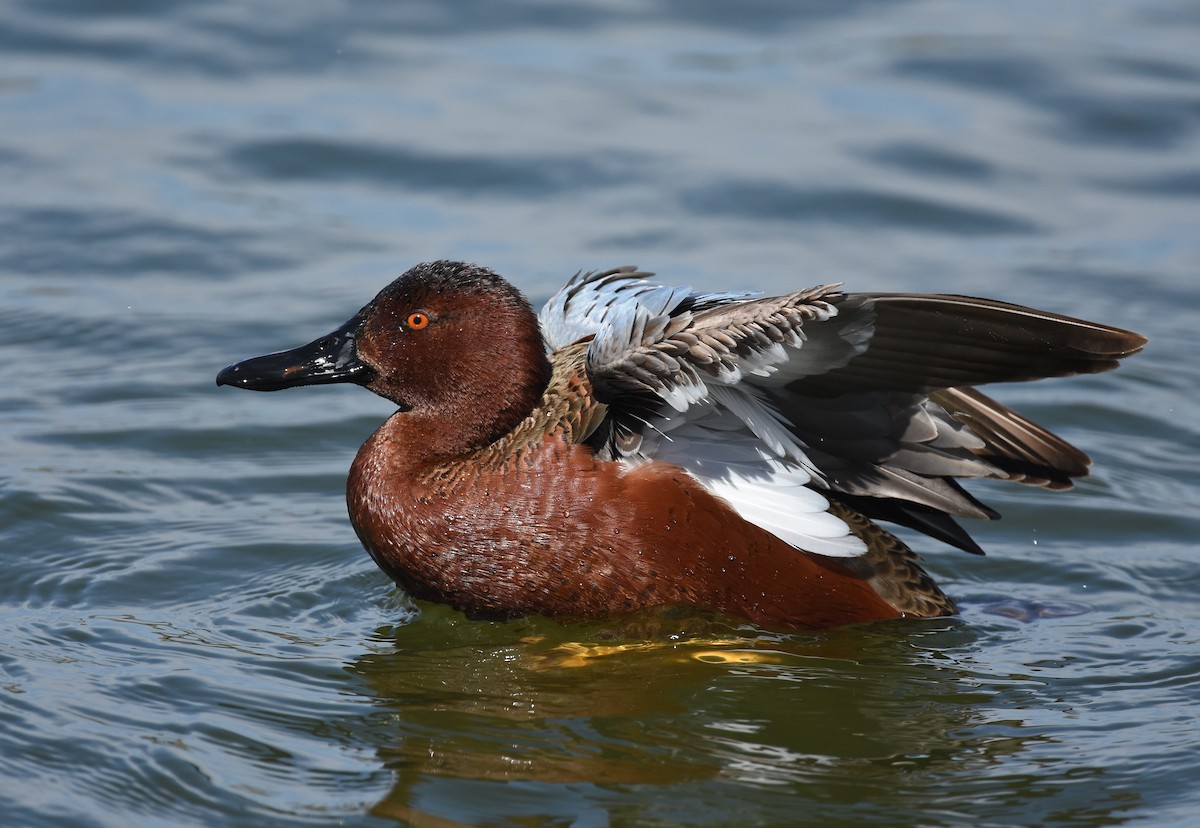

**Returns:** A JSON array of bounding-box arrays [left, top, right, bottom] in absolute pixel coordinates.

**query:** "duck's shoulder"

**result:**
[[456, 340, 608, 475]]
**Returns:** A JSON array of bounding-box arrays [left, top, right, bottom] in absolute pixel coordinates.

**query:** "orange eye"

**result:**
[[406, 311, 430, 330]]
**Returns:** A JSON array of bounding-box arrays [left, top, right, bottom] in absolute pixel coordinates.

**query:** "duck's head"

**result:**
[[217, 261, 552, 451]]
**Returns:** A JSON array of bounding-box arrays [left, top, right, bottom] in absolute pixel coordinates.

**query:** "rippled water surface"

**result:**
[[3, 1, 1199, 826]]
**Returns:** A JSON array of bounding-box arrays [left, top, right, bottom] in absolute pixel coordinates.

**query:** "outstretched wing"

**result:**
[[538, 268, 1147, 559]]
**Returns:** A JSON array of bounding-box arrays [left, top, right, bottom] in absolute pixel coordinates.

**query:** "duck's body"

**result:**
[[217, 262, 1145, 631], [346, 341, 904, 628]]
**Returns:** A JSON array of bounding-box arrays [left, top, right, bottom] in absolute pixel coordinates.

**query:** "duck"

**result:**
[[216, 261, 1146, 631]]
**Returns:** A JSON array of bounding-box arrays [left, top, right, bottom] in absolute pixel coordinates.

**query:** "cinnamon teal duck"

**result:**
[[216, 261, 1146, 630]]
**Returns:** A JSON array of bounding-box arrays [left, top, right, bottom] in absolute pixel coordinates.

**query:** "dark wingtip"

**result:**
[[1120, 330, 1149, 355], [829, 491, 990, 556]]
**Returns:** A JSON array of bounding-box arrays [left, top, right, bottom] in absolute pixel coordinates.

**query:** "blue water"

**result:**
[[3, 1, 1199, 826]]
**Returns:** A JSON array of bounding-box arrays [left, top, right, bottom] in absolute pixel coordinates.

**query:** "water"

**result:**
[[3, 1, 1198, 825]]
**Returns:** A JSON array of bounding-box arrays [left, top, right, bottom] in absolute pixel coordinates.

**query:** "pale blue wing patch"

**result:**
[[538, 266, 754, 352]]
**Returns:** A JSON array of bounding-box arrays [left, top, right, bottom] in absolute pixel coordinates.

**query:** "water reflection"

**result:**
[[343, 608, 1152, 824], [350, 611, 999, 821]]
